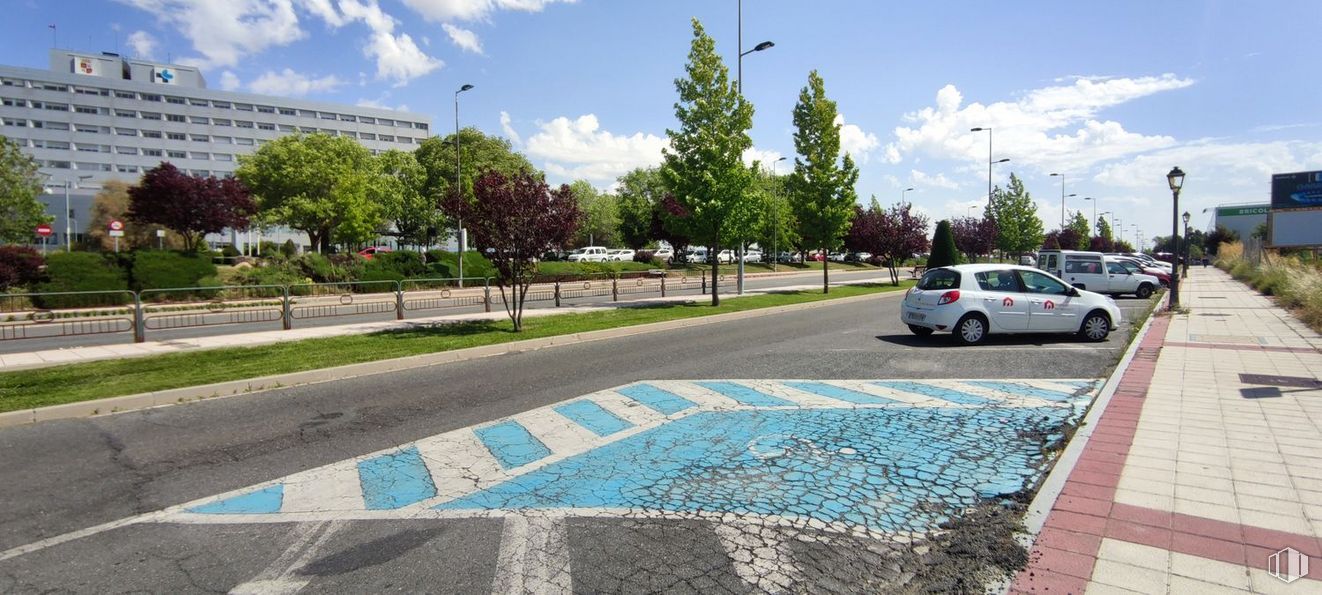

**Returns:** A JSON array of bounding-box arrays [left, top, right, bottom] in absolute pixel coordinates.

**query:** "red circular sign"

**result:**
[[109, 220, 124, 231], [35, 224, 53, 237]]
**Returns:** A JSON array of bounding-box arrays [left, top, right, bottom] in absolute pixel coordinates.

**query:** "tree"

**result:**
[[843, 204, 876, 253], [787, 70, 860, 293], [1066, 212, 1091, 250], [874, 203, 931, 285], [128, 163, 255, 252], [1054, 227, 1084, 252], [1203, 225, 1238, 256], [1096, 216, 1113, 243], [749, 166, 797, 258], [927, 220, 961, 268], [442, 171, 578, 331], [988, 174, 1044, 257], [1113, 239, 1135, 253], [615, 167, 666, 250], [1088, 235, 1113, 252], [570, 181, 619, 247], [376, 149, 438, 251], [0, 136, 50, 244], [416, 128, 534, 248], [660, 18, 757, 305], [1252, 222, 1269, 241], [88, 180, 179, 250], [951, 215, 996, 263], [236, 133, 383, 252], [650, 194, 692, 262]]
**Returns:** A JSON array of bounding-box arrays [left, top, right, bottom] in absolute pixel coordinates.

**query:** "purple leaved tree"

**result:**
[[875, 203, 931, 285], [443, 171, 579, 331], [951, 215, 997, 264], [128, 163, 255, 251]]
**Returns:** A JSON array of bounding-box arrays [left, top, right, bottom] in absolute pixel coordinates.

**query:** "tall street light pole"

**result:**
[[1083, 197, 1097, 236], [454, 83, 474, 287], [772, 156, 786, 272], [1182, 211, 1192, 276], [969, 128, 997, 207], [735, 0, 773, 296], [1049, 172, 1068, 227], [1166, 167, 1185, 310], [901, 187, 914, 206]]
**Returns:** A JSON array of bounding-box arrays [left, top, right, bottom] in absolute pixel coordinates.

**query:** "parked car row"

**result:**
[[1036, 250, 1160, 299]]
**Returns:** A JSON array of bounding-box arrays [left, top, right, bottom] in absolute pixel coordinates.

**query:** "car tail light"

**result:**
[[937, 290, 960, 305]]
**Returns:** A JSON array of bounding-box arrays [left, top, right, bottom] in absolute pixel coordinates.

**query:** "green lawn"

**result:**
[[0, 282, 913, 413]]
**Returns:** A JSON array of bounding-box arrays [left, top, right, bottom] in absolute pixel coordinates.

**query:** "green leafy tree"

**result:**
[[415, 128, 533, 247], [376, 150, 438, 251], [569, 180, 619, 248], [787, 70, 860, 293], [615, 167, 666, 249], [87, 180, 179, 250], [988, 173, 1044, 258], [660, 18, 757, 305], [1096, 216, 1113, 243], [1067, 211, 1091, 250], [0, 136, 51, 244], [927, 220, 962, 268], [749, 166, 797, 259], [236, 133, 384, 252]]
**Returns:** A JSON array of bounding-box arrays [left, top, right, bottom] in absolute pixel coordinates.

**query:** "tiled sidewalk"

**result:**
[[1014, 266, 1322, 594]]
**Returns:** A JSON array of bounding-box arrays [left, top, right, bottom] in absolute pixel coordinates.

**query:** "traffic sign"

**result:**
[[108, 220, 124, 232], [35, 224, 53, 237], [108, 230, 125, 238]]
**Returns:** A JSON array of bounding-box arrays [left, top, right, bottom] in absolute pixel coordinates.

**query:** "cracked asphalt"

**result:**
[[0, 289, 1155, 593]]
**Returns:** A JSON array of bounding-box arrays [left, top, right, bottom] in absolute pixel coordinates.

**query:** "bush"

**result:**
[[296, 253, 362, 283], [281, 239, 298, 258], [926, 220, 962, 269], [425, 250, 497, 280], [220, 245, 241, 259], [635, 250, 655, 263], [130, 251, 218, 293], [232, 263, 308, 287], [0, 246, 45, 291], [35, 252, 130, 308], [365, 251, 427, 279]]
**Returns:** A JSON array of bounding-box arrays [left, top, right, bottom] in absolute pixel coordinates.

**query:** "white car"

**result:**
[[567, 246, 608, 262], [901, 264, 1122, 345], [743, 249, 762, 263], [652, 248, 674, 262], [606, 249, 635, 262]]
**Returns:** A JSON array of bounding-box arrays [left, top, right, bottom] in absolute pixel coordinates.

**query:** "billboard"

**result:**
[[1271, 170, 1322, 210]]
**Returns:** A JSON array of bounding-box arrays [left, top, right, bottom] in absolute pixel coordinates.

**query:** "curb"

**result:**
[[0, 289, 903, 428], [1019, 302, 1164, 537]]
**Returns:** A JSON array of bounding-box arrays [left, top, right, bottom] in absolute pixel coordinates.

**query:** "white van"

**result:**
[[567, 246, 608, 262], [1038, 250, 1159, 298]]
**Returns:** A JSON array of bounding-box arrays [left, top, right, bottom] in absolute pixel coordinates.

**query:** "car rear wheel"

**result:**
[[1079, 311, 1111, 342], [1135, 283, 1154, 299], [953, 314, 988, 345], [908, 324, 933, 336]]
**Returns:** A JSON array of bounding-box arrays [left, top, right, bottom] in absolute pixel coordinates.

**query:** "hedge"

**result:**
[[131, 251, 217, 294], [34, 252, 130, 308]]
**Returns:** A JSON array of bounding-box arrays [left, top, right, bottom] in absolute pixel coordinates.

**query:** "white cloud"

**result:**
[[126, 30, 158, 59], [363, 30, 443, 85], [249, 68, 344, 96], [400, 0, 575, 22], [218, 70, 241, 91], [442, 23, 482, 53], [1094, 140, 1322, 190], [743, 147, 785, 170], [834, 114, 879, 162], [119, 0, 306, 68], [524, 114, 668, 183], [884, 75, 1194, 174], [356, 96, 410, 111], [499, 111, 522, 146], [908, 169, 961, 190]]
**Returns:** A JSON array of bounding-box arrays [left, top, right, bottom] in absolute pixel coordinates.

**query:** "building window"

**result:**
[[115, 109, 137, 117], [360, 116, 375, 124], [43, 121, 69, 131], [116, 146, 138, 155], [1, 117, 22, 127], [142, 93, 162, 102], [189, 98, 209, 106], [166, 114, 186, 122], [257, 105, 275, 114], [1, 97, 18, 107], [214, 136, 232, 144], [257, 122, 275, 130], [74, 105, 102, 114], [319, 112, 336, 120], [47, 161, 71, 169], [278, 108, 296, 116], [236, 137, 254, 145], [165, 96, 185, 104], [117, 165, 138, 173], [190, 152, 209, 159], [166, 150, 186, 159], [214, 153, 233, 162], [379, 119, 394, 126], [76, 161, 111, 172], [41, 83, 67, 92], [340, 131, 357, 138], [212, 101, 231, 109], [379, 135, 394, 142], [115, 91, 136, 99], [414, 122, 428, 131], [44, 102, 69, 111], [190, 116, 209, 124], [142, 130, 162, 139], [167, 132, 186, 141], [75, 87, 108, 96], [235, 120, 254, 128], [360, 133, 376, 140], [339, 114, 357, 122], [35, 140, 70, 150], [278, 124, 295, 132], [1, 78, 20, 86], [74, 124, 104, 134], [115, 127, 137, 136], [214, 119, 232, 126], [143, 148, 162, 157], [190, 134, 209, 142], [190, 169, 211, 176], [75, 143, 104, 152], [300, 126, 318, 133], [140, 112, 162, 120], [235, 103, 253, 111]]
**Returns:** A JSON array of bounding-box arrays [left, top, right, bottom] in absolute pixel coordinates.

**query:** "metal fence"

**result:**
[[0, 271, 704, 345]]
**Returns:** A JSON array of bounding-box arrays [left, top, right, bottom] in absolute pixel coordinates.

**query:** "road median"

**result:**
[[0, 282, 911, 427]]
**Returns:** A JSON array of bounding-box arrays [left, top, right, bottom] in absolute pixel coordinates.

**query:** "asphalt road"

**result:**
[[0, 268, 885, 355], [0, 290, 1154, 593]]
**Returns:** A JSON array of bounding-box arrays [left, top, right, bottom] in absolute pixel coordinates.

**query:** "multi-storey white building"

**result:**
[[0, 49, 433, 249]]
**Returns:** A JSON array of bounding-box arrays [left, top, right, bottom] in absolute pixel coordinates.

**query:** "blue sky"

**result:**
[[6, 0, 1319, 244]]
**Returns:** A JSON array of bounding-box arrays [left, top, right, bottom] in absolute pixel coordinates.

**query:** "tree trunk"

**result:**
[[710, 240, 720, 307], [822, 246, 830, 293]]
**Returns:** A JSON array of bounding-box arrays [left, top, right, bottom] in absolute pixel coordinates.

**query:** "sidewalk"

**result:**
[[0, 275, 891, 372], [1014, 266, 1322, 593]]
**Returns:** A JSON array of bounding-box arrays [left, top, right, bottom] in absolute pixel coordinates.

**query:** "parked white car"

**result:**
[[901, 264, 1122, 345], [652, 248, 674, 262], [606, 249, 635, 262], [1038, 250, 1159, 298], [743, 249, 762, 263], [567, 246, 608, 262]]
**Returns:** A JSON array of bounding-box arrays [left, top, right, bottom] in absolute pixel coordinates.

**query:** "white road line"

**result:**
[[0, 510, 168, 563], [646, 381, 741, 409], [414, 430, 511, 505], [511, 408, 601, 455], [491, 515, 572, 595], [280, 463, 365, 513], [589, 390, 669, 426], [738, 379, 846, 408], [228, 520, 344, 595], [823, 381, 937, 406]]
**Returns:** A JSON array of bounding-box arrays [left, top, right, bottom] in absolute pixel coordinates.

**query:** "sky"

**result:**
[[5, 0, 1320, 246]]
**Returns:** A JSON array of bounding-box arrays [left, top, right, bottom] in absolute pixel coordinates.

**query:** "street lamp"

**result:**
[[1049, 173, 1068, 227], [1182, 210, 1192, 276], [1166, 166, 1185, 310], [43, 174, 93, 251], [1083, 197, 1098, 236], [902, 187, 914, 206], [771, 156, 786, 272], [454, 83, 474, 287], [735, 0, 773, 296], [969, 128, 1009, 207]]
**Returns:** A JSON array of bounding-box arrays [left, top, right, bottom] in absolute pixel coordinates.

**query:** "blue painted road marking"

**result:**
[[357, 446, 437, 510], [188, 485, 284, 515], [555, 400, 634, 437], [697, 381, 794, 407], [873, 381, 993, 405], [475, 421, 553, 469], [616, 383, 695, 415], [965, 381, 1076, 402], [783, 381, 897, 405]]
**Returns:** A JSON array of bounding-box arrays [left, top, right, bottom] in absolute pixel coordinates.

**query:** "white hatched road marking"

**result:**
[[281, 463, 365, 513], [491, 515, 572, 595], [738, 379, 850, 408], [589, 390, 670, 426], [510, 408, 601, 454], [644, 380, 743, 409], [414, 430, 512, 505], [228, 520, 344, 595]]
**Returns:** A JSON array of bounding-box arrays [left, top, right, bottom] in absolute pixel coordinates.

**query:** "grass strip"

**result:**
[[0, 282, 911, 413]]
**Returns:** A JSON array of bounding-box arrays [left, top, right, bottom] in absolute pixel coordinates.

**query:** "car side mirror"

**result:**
[[1067, 286, 1081, 297]]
